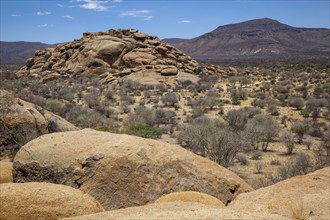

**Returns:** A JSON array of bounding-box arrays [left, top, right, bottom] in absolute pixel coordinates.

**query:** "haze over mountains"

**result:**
[[1, 18, 329, 64], [164, 18, 330, 63]]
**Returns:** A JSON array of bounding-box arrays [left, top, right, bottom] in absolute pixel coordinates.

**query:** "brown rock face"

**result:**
[[0, 182, 104, 220], [230, 167, 330, 220], [0, 161, 13, 183], [13, 129, 253, 210], [16, 29, 199, 85], [0, 90, 78, 156], [62, 202, 289, 220]]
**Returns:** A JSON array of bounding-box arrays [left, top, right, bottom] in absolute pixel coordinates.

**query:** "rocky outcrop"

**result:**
[[0, 182, 104, 220], [230, 167, 330, 220], [16, 29, 199, 85], [13, 129, 253, 210], [62, 202, 289, 220], [0, 90, 78, 156], [0, 161, 13, 183], [155, 191, 225, 207]]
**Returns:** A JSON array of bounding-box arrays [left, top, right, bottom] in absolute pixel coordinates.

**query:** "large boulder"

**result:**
[[0, 90, 78, 156], [0, 161, 13, 183], [62, 202, 289, 220], [13, 129, 253, 210], [0, 182, 104, 220], [230, 167, 330, 220]]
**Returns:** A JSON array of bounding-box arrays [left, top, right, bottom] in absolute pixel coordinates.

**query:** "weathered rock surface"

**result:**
[[62, 202, 289, 220], [0, 90, 78, 156], [0, 161, 13, 183], [13, 129, 253, 210], [155, 191, 225, 207], [230, 167, 330, 220], [0, 182, 104, 220], [16, 29, 199, 85]]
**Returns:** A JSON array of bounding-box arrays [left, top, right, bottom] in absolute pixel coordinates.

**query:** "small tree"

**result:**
[[288, 97, 305, 110], [291, 120, 309, 144], [245, 114, 279, 151], [161, 92, 179, 107], [203, 89, 219, 110], [226, 109, 249, 131], [280, 131, 296, 155]]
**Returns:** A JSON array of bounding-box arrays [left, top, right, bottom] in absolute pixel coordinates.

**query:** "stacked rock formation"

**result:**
[[16, 29, 199, 84]]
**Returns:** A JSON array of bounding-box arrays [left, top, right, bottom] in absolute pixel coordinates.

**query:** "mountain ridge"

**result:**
[[163, 18, 330, 63], [0, 41, 54, 64]]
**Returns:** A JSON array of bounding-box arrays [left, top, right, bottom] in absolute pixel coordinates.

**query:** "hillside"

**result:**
[[0, 41, 53, 64], [164, 18, 330, 62]]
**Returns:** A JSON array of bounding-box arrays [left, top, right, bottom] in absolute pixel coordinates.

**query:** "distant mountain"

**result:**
[[0, 41, 54, 64], [164, 18, 330, 63]]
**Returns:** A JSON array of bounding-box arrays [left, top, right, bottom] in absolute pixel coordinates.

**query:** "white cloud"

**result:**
[[37, 24, 48, 28], [79, 3, 107, 11], [37, 11, 51, 16], [79, 1, 108, 11], [178, 20, 191, 24], [120, 10, 153, 20], [63, 15, 73, 19], [11, 14, 21, 17], [57, 4, 75, 8]]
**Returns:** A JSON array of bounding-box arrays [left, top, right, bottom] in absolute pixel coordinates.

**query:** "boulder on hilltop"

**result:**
[[0, 182, 104, 220], [230, 167, 330, 220], [13, 129, 253, 210], [16, 29, 200, 85], [0, 90, 78, 156]]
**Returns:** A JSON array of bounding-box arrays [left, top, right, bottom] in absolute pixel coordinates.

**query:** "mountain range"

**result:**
[[164, 18, 330, 63], [0, 41, 53, 64], [1, 18, 329, 65]]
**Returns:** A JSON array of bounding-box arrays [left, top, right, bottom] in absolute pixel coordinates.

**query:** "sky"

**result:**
[[1, 0, 329, 44]]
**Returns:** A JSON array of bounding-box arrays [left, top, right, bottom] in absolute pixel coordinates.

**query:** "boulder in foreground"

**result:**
[[0, 182, 104, 220], [230, 167, 330, 220], [13, 129, 253, 210], [61, 201, 289, 220]]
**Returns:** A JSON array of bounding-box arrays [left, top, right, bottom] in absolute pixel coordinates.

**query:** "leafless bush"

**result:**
[[277, 152, 313, 181], [255, 161, 263, 174], [161, 92, 179, 107], [236, 153, 249, 165], [280, 131, 296, 155]]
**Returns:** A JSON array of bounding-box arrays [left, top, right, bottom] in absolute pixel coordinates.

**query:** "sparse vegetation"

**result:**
[[1, 61, 329, 188]]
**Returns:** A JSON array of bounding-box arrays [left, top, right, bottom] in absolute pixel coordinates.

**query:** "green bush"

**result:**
[[126, 123, 162, 139]]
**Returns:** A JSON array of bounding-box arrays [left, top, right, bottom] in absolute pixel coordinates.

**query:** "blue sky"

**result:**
[[1, 0, 329, 43]]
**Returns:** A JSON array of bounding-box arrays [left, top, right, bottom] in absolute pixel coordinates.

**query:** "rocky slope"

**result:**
[[0, 90, 78, 156], [16, 29, 199, 85], [0, 182, 104, 220], [164, 18, 330, 62], [13, 129, 253, 210]]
